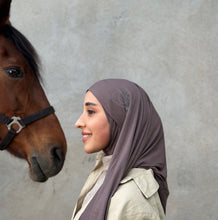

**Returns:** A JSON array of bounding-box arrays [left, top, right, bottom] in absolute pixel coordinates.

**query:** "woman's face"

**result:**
[[75, 91, 110, 154]]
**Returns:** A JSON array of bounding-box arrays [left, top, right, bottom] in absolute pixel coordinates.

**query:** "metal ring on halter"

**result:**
[[7, 116, 25, 134]]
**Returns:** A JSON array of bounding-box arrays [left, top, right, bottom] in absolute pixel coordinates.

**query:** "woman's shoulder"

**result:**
[[120, 168, 159, 196], [111, 168, 159, 203], [107, 168, 165, 220]]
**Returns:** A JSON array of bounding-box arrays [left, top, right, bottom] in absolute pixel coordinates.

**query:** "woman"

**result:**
[[72, 79, 169, 220]]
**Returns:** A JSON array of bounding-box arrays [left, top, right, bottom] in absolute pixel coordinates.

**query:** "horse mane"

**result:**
[[0, 24, 42, 82]]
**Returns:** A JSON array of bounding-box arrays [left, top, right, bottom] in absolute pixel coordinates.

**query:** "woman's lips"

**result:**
[[82, 132, 92, 143]]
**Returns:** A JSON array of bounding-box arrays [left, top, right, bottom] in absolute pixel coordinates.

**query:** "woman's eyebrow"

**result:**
[[85, 102, 97, 106]]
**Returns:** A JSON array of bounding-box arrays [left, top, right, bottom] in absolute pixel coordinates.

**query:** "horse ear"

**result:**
[[0, 0, 12, 27]]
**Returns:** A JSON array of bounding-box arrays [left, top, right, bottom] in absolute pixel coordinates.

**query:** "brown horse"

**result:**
[[0, 0, 67, 182]]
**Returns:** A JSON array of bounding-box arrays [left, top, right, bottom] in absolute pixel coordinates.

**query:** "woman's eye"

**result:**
[[87, 110, 95, 115], [4, 66, 23, 79]]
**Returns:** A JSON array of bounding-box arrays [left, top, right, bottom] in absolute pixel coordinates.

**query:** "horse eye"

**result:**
[[4, 66, 23, 78]]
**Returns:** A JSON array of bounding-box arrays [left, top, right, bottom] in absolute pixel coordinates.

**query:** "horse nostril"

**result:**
[[50, 146, 65, 167]]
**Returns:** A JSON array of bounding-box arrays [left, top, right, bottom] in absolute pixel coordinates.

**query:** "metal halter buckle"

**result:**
[[7, 116, 25, 134]]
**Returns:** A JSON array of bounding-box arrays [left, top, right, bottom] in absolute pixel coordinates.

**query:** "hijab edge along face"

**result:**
[[75, 91, 110, 154]]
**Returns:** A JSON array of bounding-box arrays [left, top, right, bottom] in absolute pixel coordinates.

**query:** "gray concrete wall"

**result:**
[[0, 0, 217, 219]]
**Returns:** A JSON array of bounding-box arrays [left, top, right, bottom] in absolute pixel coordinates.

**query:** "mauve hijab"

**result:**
[[80, 79, 169, 220]]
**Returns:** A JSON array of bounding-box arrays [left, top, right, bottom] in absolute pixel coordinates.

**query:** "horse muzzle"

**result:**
[[29, 144, 65, 182]]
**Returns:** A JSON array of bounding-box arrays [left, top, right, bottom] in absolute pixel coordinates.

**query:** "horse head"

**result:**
[[0, 0, 67, 182]]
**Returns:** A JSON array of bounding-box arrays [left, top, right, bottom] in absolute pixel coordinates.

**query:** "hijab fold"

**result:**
[[80, 79, 169, 220]]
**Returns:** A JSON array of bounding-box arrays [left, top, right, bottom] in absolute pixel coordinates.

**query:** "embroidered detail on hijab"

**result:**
[[111, 89, 130, 112]]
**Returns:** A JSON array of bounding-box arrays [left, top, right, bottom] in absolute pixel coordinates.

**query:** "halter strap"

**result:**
[[0, 106, 55, 151]]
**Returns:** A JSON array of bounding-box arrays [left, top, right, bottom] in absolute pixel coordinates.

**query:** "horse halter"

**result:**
[[0, 106, 55, 151]]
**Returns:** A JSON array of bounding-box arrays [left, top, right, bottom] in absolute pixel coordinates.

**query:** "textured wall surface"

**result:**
[[0, 0, 217, 219]]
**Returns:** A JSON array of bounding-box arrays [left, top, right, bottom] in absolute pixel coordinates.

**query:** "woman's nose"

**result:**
[[75, 115, 84, 128]]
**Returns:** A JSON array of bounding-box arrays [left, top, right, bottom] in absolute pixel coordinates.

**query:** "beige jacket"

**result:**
[[72, 152, 165, 220]]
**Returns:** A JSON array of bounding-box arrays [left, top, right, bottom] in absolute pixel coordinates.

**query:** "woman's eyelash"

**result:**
[[87, 110, 95, 115]]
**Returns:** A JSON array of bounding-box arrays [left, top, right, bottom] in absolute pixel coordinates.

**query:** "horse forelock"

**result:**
[[0, 24, 43, 83]]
